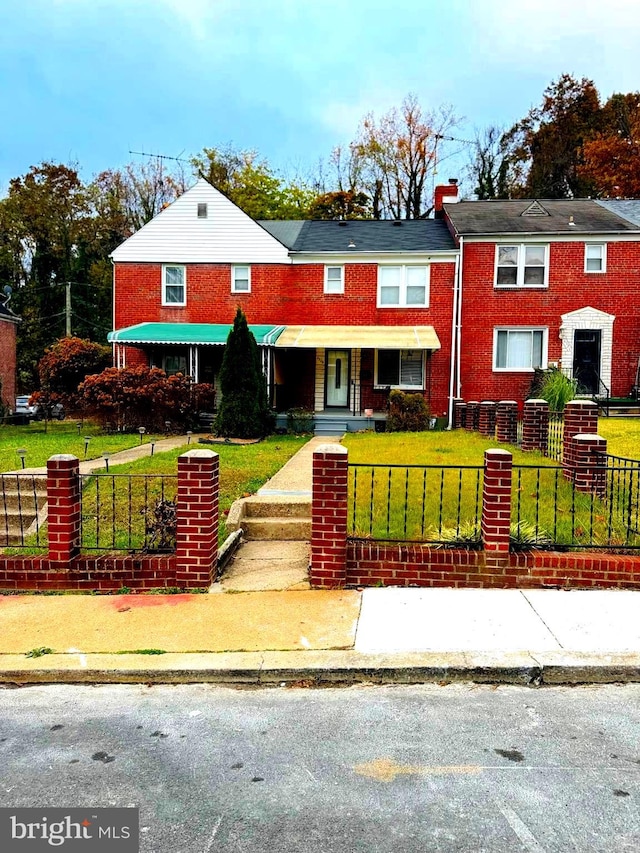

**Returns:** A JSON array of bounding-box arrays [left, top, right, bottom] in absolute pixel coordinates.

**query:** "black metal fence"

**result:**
[[0, 473, 47, 550], [512, 461, 640, 551], [79, 473, 178, 552], [349, 463, 483, 545]]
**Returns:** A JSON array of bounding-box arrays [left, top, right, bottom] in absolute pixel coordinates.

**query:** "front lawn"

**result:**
[[78, 435, 308, 548], [596, 419, 640, 458], [0, 421, 159, 473]]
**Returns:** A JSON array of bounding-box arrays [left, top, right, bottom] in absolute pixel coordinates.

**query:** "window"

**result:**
[[494, 328, 547, 371], [232, 265, 251, 293], [197, 203, 208, 219], [324, 265, 344, 294], [495, 244, 548, 287], [162, 265, 186, 305], [375, 349, 424, 389], [378, 265, 429, 307], [585, 243, 606, 273], [162, 354, 188, 376]]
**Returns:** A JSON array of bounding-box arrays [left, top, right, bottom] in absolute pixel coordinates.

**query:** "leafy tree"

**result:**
[[191, 146, 315, 219], [502, 74, 602, 198], [214, 308, 272, 438], [467, 126, 513, 199], [308, 189, 371, 219], [35, 336, 111, 413], [578, 92, 640, 197], [350, 93, 461, 219]]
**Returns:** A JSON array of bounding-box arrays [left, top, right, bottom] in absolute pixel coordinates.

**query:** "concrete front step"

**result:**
[[241, 517, 311, 541], [243, 496, 311, 519], [315, 424, 347, 436]]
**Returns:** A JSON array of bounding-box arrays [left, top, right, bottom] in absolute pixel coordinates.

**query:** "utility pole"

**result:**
[[65, 282, 71, 336]]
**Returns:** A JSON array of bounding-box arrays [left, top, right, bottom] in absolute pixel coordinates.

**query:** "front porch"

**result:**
[[275, 408, 389, 436]]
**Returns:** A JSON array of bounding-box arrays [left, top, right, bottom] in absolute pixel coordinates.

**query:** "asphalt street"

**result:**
[[0, 683, 639, 852]]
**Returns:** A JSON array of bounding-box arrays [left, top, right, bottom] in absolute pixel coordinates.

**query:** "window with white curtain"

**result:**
[[162, 265, 186, 305], [378, 266, 429, 307], [494, 328, 547, 371]]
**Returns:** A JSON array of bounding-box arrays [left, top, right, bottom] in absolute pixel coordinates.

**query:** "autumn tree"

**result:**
[[467, 126, 514, 199], [35, 336, 111, 413], [578, 92, 640, 197], [191, 146, 315, 219], [502, 74, 602, 198], [350, 94, 461, 219]]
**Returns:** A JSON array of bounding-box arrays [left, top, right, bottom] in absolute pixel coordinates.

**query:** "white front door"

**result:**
[[326, 350, 349, 407]]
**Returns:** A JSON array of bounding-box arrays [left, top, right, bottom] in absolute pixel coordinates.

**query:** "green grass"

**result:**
[[0, 421, 159, 473], [77, 435, 307, 549], [343, 429, 638, 548], [597, 419, 640, 459]]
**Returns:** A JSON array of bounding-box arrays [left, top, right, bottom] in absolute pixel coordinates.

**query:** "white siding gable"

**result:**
[[111, 179, 291, 264]]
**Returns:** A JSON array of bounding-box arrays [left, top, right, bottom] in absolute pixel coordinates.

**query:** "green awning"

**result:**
[[108, 322, 286, 346]]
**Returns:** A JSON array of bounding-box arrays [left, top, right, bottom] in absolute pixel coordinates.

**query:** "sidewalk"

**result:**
[[1, 435, 639, 686]]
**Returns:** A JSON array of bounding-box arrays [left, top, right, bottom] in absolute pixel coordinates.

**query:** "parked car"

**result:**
[[14, 395, 65, 421]]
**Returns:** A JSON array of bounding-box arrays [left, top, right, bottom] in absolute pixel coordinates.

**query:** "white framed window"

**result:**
[[493, 328, 547, 371], [324, 265, 344, 294], [585, 243, 606, 273], [232, 265, 251, 293], [378, 265, 429, 307], [495, 244, 548, 288], [162, 265, 186, 306], [375, 349, 425, 389]]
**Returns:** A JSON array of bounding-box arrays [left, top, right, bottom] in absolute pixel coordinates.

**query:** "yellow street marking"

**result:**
[[354, 758, 482, 783]]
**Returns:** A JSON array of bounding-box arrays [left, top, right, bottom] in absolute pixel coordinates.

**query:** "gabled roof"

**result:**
[[111, 179, 291, 264], [444, 199, 640, 236], [259, 218, 457, 252], [595, 199, 640, 228]]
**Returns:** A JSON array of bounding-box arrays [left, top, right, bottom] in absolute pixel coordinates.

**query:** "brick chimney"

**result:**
[[434, 178, 459, 218]]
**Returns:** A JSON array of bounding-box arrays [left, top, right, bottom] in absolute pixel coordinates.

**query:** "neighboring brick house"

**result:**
[[109, 179, 458, 430], [442, 198, 640, 409], [0, 293, 20, 411]]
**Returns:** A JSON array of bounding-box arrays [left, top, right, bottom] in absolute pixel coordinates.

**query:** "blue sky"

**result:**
[[1, 0, 639, 195]]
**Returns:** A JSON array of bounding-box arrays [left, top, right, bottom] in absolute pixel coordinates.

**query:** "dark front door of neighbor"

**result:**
[[573, 329, 601, 394]]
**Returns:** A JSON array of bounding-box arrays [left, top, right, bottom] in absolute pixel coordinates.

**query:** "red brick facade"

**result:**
[[457, 240, 640, 405], [0, 316, 18, 409]]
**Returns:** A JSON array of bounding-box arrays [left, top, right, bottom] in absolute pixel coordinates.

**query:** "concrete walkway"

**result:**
[[14, 434, 196, 476]]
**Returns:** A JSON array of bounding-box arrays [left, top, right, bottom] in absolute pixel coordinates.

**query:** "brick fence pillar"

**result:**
[[176, 450, 219, 588], [573, 434, 608, 496], [466, 401, 480, 431], [482, 449, 512, 568], [522, 399, 550, 452], [496, 401, 518, 445], [453, 400, 467, 429], [47, 454, 80, 566], [562, 400, 599, 476], [310, 444, 348, 588], [478, 401, 497, 436]]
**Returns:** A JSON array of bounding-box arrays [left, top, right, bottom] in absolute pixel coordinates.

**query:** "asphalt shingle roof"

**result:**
[[258, 218, 457, 252], [444, 199, 640, 236], [595, 199, 640, 228]]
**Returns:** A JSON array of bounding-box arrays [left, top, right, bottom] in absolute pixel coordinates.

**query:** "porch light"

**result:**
[[138, 426, 146, 444], [17, 449, 27, 469], [348, 239, 356, 248], [103, 452, 111, 472], [83, 436, 91, 457]]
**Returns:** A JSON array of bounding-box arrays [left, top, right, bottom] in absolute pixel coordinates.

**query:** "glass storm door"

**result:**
[[573, 330, 601, 394], [326, 350, 349, 407]]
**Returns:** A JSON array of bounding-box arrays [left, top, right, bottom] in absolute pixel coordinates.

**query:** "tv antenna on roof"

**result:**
[[129, 149, 190, 163]]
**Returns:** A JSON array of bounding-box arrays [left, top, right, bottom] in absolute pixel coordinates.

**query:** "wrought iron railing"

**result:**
[[80, 473, 178, 553], [348, 463, 483, 545]]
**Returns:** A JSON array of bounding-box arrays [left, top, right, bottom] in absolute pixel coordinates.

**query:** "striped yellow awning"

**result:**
[[274, 326, 440, 350]]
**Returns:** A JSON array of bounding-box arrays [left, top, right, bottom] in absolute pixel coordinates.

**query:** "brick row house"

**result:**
[[442, 197, 640, 410], [109, 178, 640, 429], [110, 179, 458, 431]]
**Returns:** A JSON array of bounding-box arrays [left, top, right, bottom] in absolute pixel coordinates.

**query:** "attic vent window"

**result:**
[[197, 203, 208, 219], [521, 201, 549, 217]]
